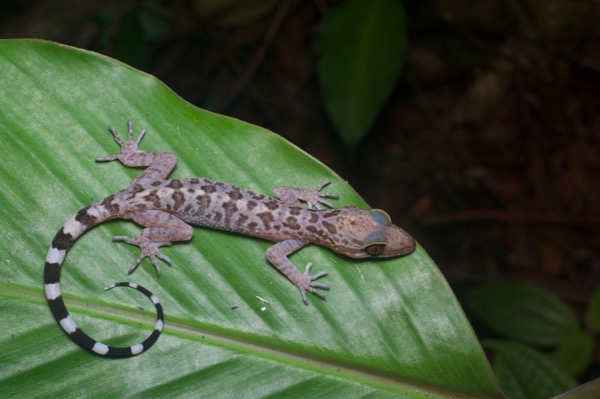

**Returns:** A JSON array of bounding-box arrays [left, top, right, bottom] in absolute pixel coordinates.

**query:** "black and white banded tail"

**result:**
[[44, 203, 164, 358]]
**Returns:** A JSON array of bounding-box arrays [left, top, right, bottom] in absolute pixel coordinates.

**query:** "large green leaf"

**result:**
[[0, 40, 501, 398], [484, 340, 577, 399], [465, 282, 579, 347], [315, 0, 406, 150], [553, 330, 595, 376]]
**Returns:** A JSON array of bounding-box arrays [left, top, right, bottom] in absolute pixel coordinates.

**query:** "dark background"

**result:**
[[2, 0, 599, 380]]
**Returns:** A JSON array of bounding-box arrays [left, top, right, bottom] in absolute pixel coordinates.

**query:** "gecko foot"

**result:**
[[306, 180, 339, 209], [95, 121, 145, 162], [296, 262, 329, 305], [273, 179, 339, 209], [112, 236, 172, 276]]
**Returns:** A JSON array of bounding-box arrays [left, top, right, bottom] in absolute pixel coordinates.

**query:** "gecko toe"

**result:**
[[300, 291, 309, 305], [302, 262, 314, 274], [95, 154, 119, 162], [311, 282, 329, 290], [127, 256, 144, 274], [156, 252, 173, 266], [149, 258, 162, 276], [310, 271, 328, 280], [316, 199, 335, 209], [307, 287, 326, 300]]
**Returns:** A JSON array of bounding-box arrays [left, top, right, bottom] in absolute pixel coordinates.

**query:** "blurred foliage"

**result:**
[[314, 0, 407, 151], [485, 340, 577, 399], [193, 0, 278, 28], [466, 281, 579, 347], [466, 282, 599, 397]]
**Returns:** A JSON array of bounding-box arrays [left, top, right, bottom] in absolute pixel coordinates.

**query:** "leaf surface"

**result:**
[[0, 40, 501, 398]]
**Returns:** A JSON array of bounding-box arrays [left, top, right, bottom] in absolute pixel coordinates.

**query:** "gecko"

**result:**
[[44, 121, 416, 358]]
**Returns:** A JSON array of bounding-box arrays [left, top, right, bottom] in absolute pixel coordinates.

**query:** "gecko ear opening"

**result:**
[[364, 232, 387, 256], [370, 209, 392, 226]]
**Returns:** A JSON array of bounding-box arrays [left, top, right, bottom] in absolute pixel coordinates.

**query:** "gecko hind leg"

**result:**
[[113, 236, 173, 276], [95, 121, 177, 185], [115, 210, 194, 276], [95, 121, 145, 163]]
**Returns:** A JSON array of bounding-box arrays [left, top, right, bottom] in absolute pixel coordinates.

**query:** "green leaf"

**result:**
[[0, 39, 501, 397], [315, 0, 406, 150], [587, 287, 600, 332], [465, 281, 578, 346], [484, 340, 577, 399], [553, 329, 595, 376]]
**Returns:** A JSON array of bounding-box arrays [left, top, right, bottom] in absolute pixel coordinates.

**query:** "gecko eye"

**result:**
[[364, 232, 387, 256], [365, 244, 386, 256], [370, 209, 392, 226]]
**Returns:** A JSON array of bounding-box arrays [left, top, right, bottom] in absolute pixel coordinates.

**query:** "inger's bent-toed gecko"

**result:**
[[44, 121, 416, 358]]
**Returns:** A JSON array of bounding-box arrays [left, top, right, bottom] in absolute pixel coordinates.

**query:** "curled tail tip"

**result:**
[[49, 280, 163, 358], [103, 281, 138, 291]]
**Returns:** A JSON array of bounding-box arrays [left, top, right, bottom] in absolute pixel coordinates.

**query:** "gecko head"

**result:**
[[324, 207, 416, 259]]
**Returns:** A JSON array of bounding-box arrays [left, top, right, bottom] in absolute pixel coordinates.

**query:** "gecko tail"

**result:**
[[44, 202, 164, 358]]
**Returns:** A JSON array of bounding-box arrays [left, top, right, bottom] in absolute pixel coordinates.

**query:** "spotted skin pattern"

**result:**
[[44, 121, 416, 358]]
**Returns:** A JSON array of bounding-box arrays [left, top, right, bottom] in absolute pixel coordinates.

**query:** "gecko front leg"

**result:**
[[269, 180, 338, 303], [273, 180, 338, 209], [266, 239, 329, 304]]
